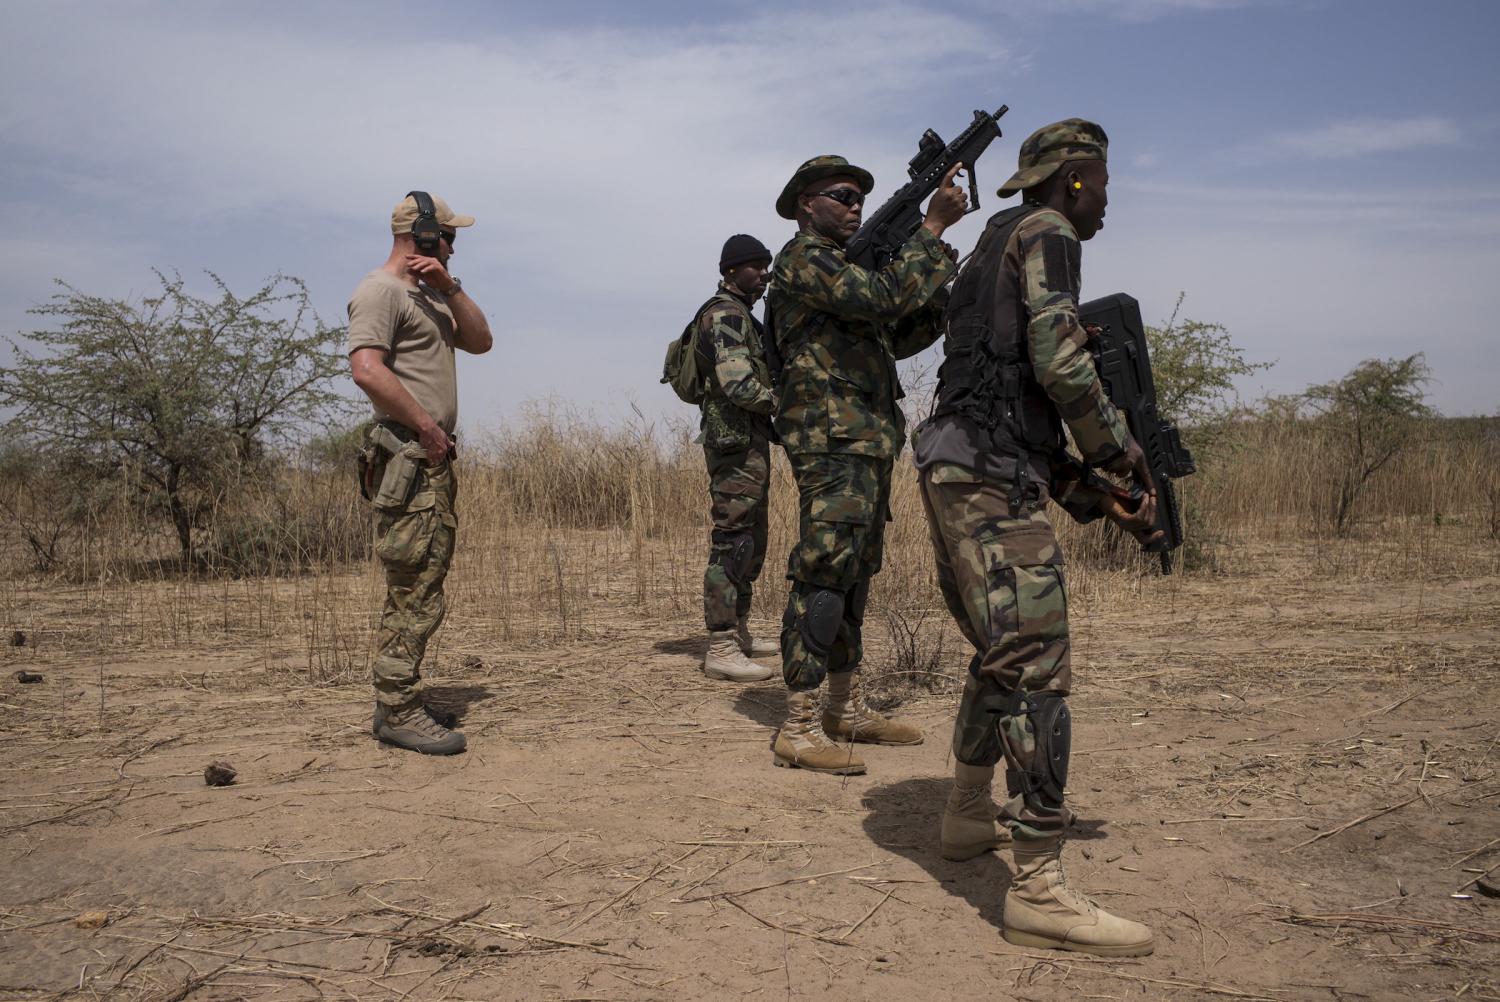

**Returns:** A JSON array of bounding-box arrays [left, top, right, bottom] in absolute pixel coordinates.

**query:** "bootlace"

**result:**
[[396, 705, 452, 739], [1052, 860, 1099, 912]]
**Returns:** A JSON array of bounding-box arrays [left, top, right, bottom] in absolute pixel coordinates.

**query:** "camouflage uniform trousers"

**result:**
[[780, 451, 892, 691], [918, 461, 1073, 840], [370, 459, 458, 708], [703, 436, 771, 631]]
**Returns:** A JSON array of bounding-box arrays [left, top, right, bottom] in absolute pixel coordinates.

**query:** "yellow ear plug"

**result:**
[[1073, 181, 1083, 190]]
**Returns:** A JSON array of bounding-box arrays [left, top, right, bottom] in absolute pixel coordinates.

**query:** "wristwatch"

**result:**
[[444, 277, 463, 296]]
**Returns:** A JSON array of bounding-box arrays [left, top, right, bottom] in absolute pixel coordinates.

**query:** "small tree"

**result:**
[[1303, 353, 1432, 534], [0, 271, 352, 563], [1146, 294, 1270, 438]]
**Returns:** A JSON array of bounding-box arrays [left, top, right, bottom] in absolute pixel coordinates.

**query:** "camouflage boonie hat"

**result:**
[[997, 119, 1109, 198], [776, 155, 875, 220]]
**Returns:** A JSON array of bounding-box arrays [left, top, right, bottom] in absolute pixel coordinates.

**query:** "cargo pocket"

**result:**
[[978, 558, 1071, 692], [374, 490, 439, 572], [795, 493, 873, 589], [827, 369, 882, 442]]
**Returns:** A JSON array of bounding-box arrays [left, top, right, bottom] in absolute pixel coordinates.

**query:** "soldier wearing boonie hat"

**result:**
[[348, 192, 492, 757], [912, 119, 1161, 958], [764, 153, 968, 776]]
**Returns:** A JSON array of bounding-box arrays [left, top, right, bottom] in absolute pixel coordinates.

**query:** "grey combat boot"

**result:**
[[941, 762, 1012, 860], [374, 701, 467, 756], [1002, 837, 1154, 956], [704, 630, 774, 682], [735, 615, 779, 657], [772, 689, 865, 774], [822, 670, 923, 745]]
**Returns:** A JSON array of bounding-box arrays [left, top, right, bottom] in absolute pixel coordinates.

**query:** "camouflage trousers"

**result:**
[[780, 451, 891, 691], [918, 462, 1073, 840], [703, 438, 771, 631], [369, 459, 458, 708]]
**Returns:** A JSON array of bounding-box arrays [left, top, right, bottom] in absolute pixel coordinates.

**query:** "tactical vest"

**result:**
[[931, 205, 1063, 457]]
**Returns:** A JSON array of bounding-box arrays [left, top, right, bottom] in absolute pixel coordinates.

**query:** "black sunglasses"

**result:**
[[813, 188, 865, 208], [440, 230, 457, 246]]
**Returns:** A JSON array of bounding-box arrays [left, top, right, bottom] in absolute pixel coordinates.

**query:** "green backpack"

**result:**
[[662, 294, 737, 405]]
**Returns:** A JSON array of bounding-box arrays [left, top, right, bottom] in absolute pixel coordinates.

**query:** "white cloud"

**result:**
[[1246, 116, 1462, 161], [0, 2, 1023, 429]]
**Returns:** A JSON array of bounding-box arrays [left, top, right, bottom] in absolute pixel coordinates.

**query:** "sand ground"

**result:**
[[1, 547, 1497, 1001]]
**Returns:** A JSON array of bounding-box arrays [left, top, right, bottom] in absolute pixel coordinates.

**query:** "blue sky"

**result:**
[[2, 0, 1497, 436]]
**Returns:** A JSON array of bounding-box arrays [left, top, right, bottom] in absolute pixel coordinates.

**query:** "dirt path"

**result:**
[[1, 562, 1497, 1001]]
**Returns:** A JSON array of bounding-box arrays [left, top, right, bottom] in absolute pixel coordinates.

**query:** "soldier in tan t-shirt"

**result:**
[[349, 191, 492, 756]]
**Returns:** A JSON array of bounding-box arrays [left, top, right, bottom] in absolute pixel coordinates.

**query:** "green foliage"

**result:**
[[300, 419, 374, 474], [202, 472, 370, 575], [1302, 353, 1433, 533], [1141, 294, 1268, 572], [0, 271, 354, 562], [1145, 293, 1270, 437]]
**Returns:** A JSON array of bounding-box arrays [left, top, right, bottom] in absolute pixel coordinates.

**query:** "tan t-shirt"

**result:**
[[347, 271, 459, 433]]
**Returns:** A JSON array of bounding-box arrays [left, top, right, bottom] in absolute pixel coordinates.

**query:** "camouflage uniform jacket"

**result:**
[[698, 283, 774, 452], [768, 227, 954, 458], [1014, 209, 1132, 467], [916, 207, 1132, 521]]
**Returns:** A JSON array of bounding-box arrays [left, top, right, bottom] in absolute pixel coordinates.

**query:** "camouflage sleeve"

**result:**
[[706, 308, 774, 414], [1020, 211, 1133, 468], [777, 228, 955, 326], [890, 293, 948, 360]]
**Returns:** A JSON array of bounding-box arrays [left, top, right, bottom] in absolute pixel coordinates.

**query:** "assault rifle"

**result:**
[[767, 104, 1010, 384], [1077, 293, 1196, 575], [845, 104, 1010, 269]]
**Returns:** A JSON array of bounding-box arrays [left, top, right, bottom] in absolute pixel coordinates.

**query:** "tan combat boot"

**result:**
[[822, 671, 924, 745], [374, 701, 467, 756], [772, 689, 866, 774], [736, 615, 779, 658], [1002, 837, 1154, 957], [703, 630, 774, 682], [941, 762, 1012, 860]]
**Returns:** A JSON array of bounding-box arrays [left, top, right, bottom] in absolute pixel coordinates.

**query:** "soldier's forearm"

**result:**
[[448, 291, 492, 354]]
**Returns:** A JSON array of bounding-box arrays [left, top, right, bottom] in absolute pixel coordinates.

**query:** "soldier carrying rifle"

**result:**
[[913, 120, 1161, 956]]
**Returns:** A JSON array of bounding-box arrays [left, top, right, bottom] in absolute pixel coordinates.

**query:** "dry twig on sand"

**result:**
[[1281, 794, 1422, 852], [671, 861, 884, 904], [1277, 910, 1500, 943]]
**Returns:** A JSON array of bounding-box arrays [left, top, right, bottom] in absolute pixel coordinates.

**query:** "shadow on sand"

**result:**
[[423, 683, 495, 727], [653, 635, 708, 657], [730, 686, 786, 732], [861, 777, 1112, 933]]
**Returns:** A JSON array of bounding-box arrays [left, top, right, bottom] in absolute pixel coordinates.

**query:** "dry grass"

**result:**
[[1, 409, 1496, 699]]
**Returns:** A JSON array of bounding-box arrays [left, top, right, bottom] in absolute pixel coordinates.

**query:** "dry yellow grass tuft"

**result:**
[[0, 409, 1495, 695]]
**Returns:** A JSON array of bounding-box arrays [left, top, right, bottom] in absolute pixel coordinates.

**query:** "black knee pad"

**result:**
[[799, 586, 845, 656], [712, 530, 756, 587], [1023, 691, 1071, 811]]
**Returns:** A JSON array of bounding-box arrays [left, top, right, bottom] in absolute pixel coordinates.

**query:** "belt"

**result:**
[[375, 420, 458, 460]]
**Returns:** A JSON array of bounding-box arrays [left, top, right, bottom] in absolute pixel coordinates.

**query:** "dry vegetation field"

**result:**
[[1, 411, 1497, 1001]]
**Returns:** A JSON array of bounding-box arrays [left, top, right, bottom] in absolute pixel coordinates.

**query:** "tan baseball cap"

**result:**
[[390, 193, 476, 235]]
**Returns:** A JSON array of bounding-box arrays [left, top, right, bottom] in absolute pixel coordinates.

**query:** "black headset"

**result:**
[[406, 190, 443, 254]]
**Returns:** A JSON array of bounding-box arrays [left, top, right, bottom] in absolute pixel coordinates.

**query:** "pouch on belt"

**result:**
[[361, 424, 429, 511]]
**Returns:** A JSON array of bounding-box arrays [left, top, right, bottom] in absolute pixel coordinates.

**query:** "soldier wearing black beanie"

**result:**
[[720, 234, 772, 273], [685, 233, 779, 684]]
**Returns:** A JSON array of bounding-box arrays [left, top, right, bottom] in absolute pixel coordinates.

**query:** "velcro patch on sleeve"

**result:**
[[810, 251, 844, 277], [1041, 234, 1077, 296]]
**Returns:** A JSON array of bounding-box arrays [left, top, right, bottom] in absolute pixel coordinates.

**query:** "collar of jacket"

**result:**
[[716, 279, 759, 309]]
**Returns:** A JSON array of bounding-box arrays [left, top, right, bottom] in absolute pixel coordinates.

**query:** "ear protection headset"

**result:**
[[406, 190, 443, 254]]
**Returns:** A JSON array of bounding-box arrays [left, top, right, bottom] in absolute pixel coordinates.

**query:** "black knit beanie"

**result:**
[[719, 234, 771, 272]]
